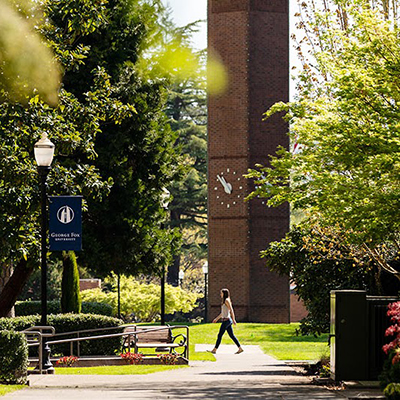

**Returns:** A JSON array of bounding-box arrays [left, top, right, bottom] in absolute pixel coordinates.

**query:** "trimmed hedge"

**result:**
[[0, 314, 123, 356], [15, 301, 113, 317], [0, 330, 28, 384]]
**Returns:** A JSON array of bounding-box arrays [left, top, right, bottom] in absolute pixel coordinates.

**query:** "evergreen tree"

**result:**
[[61, 251, 81, 313], [165, 39, 208, 285]]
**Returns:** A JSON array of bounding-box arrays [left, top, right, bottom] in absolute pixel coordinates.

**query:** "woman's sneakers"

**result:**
[[235, 347, 244, 354], [207, 349, 217, 354]]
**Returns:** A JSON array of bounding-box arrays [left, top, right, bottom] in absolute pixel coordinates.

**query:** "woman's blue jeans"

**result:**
[[215, 319, 241, 348]]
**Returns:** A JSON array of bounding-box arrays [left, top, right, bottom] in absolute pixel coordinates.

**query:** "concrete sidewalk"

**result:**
[[3, 345, 384, 399]]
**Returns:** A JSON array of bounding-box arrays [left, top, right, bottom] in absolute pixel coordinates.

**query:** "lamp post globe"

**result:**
[[34, 133, 55, 167], [34, 133, 54, 373]]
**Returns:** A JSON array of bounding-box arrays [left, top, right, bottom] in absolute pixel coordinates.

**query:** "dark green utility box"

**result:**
[[330, 290, 368, 381], [330, 290, 397, 381]]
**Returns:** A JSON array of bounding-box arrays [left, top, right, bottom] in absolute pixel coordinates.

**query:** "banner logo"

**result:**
[[57, 206, 75, 224]]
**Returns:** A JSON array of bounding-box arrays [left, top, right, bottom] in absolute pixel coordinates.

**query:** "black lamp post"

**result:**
[[202, 261, 208, 323], [34, 133, 55, 372], [160, 188, 170, 326]]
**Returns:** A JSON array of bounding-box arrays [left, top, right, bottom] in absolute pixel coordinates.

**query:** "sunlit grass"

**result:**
[[0, 385, 25, 396], [173, 322, 329, 361]]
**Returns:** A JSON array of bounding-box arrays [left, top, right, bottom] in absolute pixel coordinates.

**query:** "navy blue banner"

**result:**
[[49, 196, 82, 251]]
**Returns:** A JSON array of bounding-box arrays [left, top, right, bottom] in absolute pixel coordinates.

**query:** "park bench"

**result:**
[[122, 325, 189, 359]]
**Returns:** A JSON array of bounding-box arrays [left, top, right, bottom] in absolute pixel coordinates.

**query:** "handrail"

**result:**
[[21, 330, 44, 374], [51, 325, 130, 338], [24, 324, 189, 362]]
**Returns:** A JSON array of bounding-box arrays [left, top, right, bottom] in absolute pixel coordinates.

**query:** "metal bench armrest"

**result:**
[[171, 333, 187, 347]]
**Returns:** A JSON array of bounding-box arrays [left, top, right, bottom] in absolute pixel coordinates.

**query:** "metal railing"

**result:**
[[22, 326, 55, 374], [23, 324, 189, 372]]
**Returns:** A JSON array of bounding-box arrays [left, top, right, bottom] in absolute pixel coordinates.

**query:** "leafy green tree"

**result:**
[[163, 26, 207, 285], [63, 0, 183, 278], [263, 224, 400, 335], [247, 2, 400, 279], [0, 0, 147, 316], [61, 251, 81, 313]]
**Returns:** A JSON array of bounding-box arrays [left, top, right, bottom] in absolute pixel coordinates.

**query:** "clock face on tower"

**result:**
[[213, 168, 245, 208]]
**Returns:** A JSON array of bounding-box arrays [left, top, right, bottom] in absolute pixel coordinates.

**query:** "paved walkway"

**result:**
[[4, 345, 384, 399]]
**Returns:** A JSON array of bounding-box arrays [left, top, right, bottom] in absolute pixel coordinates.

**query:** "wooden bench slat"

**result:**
[[134, 343, 180, 348]]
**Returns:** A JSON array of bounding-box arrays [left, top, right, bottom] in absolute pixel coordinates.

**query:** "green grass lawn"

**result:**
[[183, 322, 329, 361], [0, 385, 25, 396], [26, 323, 327, 378]]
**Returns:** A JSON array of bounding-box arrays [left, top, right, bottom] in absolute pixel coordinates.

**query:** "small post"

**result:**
[[161, 267, 165, 325]]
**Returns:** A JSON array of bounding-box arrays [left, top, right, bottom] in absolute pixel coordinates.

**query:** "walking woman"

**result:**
[[209, 288, 243, 354]]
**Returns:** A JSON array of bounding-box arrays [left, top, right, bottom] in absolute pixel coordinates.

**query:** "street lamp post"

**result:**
[[160, 188, 170, 326], [178, 270, 185, 287], [34, 133, 55, 372], [202, 261, 208, 323]]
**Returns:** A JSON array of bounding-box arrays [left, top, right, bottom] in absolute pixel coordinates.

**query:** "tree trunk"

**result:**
[[0, 259, 34, 317], [0, 263, 15, 317]]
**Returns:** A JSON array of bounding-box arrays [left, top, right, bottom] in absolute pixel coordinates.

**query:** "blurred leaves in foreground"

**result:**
[[0, 0, 60, 105]]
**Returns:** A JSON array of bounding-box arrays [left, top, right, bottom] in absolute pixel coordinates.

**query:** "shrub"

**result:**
[[81, 302, 113, 316], [120, 352, 143, 365], [80, 274, 201, 321], [384, 383, 400, 400], [15, 300, 61, 316], [262, 225, 381, 336], [0, 314, 123, 356], [56, 356, 79, 367], [157, 353, 177, 365], [380, 302, 400, 391], [0, 330, 28, 384], [61, 251, 82, 313], [15, 301, 112, 317]]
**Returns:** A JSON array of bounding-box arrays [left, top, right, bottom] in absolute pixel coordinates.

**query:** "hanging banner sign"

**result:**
[[49, 196, 82, 251]]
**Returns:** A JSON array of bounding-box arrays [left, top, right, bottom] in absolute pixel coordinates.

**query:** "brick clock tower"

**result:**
[[208, 0, 290, 322]]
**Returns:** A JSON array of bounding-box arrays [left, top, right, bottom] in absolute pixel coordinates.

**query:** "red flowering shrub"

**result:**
[[120, 352, 143, 365], [157, 353, 177, 365], [56, 356, 79, 367], [383, 302, 400, 365]]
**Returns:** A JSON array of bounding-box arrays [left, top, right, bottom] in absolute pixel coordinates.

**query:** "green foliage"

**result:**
[[80, 275, 201, 321], [0, 0, 184, 316], [17, 262, 62, 301], [384, 383, 400, 400], [246, 2, 400, 280], [0, 314, 123, 356], [61, 251, 81, 314], [15, 300, 60, 316], [381, 352, 400, 391], [80, 301, 113, 316], [15, 300, 112, 316], [0, 0, 60, 104], [66, 0, 183, 278], [262, 225, 379, 335], [166, 41, 208, 283], [0, 330, 28, 384]]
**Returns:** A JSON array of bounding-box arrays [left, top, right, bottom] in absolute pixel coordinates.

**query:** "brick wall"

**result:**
[[79, 279, 101, 291], [208, 0, 290, 322], [291, 291, 309, 322]]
